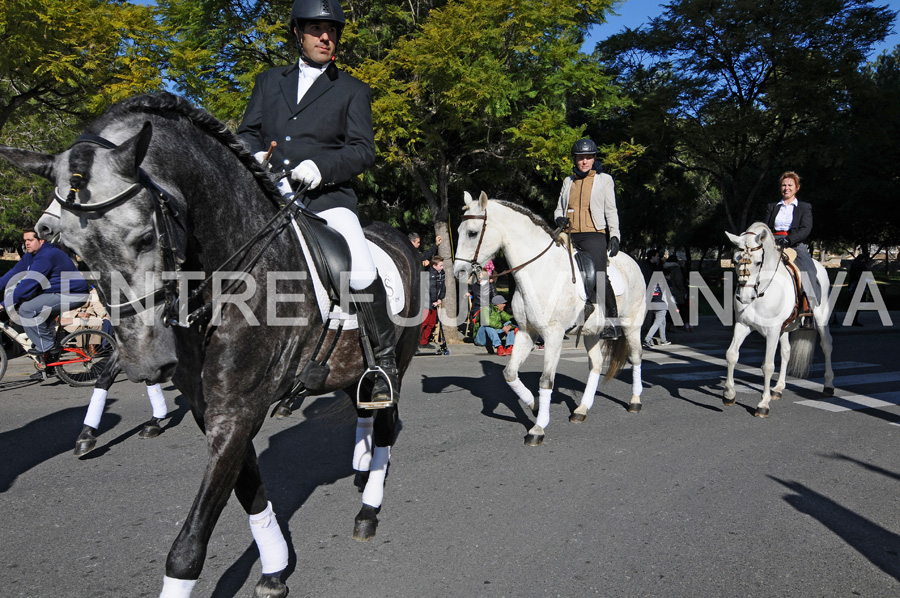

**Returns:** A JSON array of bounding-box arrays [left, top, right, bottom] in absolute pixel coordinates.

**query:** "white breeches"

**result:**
[[317, 207, 377, 290]]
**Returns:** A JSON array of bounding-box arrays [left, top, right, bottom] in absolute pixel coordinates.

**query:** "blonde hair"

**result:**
[[779, 171, 801, 190]]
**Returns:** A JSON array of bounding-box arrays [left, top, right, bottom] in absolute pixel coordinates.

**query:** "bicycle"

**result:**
[[0, 310, 117, 386]]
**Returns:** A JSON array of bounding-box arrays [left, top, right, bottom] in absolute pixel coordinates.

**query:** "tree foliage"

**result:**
[[0, 0, 164, 134], [599, 0, 896, 234], [354, 0, 629, 221], [0, 0, 165, 247]]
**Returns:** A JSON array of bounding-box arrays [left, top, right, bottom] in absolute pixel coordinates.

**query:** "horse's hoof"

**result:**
[[353, 504, 380, 541], [823, 387, 835, 397], [527, 402, 539, 416], [273, 403, 293, 419], [254, 571, 288, 598], [754, 407, 770, 418], [771, 392, 782, 401], [569, 405, 588, 423], [627, 402, 642, 414], [74, 426, 97, 457], [138, 417, 163, 439], [524, 434, 544, 446], [353, 471, 369, 493], [723, 397, 736, 407]]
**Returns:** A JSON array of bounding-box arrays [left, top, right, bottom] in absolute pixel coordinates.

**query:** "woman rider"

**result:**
[[553, 138, 621, 339], [764, 171, 821, 318], [237, 0, 398, 405]]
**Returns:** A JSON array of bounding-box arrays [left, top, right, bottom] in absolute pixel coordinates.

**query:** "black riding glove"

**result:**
[[775, 236, 790, 248], [555, 216, 570, 229], [608, 236, 620, 257]]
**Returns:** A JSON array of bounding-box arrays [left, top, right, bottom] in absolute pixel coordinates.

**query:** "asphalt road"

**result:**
[[1, 312, 898, 598]]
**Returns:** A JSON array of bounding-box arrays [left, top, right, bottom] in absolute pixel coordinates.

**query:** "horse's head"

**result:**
[[1, 120, 180, 383], [453, 191, 503, 283], [726, 222, 776, 287]]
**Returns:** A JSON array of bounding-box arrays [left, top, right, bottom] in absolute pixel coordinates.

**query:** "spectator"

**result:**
[[465, 269, 496, 334], [419, 255, 446, 350], [663, 254, 690, 332], [644, 274, 679, 348], [0, 228, 91, 380], [473, 295, 516, 356], [408, 231, 442, 268]]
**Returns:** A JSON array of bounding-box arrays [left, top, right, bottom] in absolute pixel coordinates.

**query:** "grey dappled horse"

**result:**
[[0, 92, 419, 598]]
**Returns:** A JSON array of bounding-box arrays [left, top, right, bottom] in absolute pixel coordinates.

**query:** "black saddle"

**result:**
[[291, 207, 352, 301], [574, 251, 597, 304]]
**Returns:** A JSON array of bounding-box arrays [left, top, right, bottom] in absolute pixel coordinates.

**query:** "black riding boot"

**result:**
[[600, 275, 622, 340], [354, 279, 399, 406]]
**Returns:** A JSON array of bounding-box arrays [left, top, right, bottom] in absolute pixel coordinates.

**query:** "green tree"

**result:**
[[1, 0, 164, 246], [598, 0, 896, 234], [351, 0, 629, 337], [0, 0, 164, 134]]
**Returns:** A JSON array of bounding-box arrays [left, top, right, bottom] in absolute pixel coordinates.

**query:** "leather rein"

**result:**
[[459, 208, 569, 281]]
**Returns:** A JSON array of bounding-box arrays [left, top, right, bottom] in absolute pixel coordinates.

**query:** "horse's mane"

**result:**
[[81, 92, 281, 200], [493, 199, 555, 237]]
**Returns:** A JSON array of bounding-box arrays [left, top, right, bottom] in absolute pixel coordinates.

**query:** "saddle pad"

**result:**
[[290, 216, 404, 330], [607, 260, 626, 296]]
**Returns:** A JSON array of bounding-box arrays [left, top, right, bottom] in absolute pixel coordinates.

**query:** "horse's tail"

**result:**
[[788, 329, 817, 378], [604, 336, 629, 382]]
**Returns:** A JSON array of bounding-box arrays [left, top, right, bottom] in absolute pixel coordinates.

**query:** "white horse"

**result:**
[[724, 222, 835, 417], [453, 192, 647, 445]]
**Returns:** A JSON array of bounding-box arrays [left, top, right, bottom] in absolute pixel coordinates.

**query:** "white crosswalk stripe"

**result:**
[[561, 342, 900, 418]]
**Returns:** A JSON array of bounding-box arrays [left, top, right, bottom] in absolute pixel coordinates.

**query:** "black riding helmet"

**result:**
[[571, 138, 598, 156], [291, 0, 345, 67], [291, 0, 346, 41]]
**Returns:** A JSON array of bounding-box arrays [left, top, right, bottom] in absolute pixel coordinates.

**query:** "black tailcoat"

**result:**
[[237, 62, 375, 213]]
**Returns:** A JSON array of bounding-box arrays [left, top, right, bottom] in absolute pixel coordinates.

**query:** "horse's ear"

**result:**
[[0, 147, 56, 181], [725, 231, 742, 247], [478, 191, 488, 209], [463, 191, 473, 208], [112, 121, 153, 176]]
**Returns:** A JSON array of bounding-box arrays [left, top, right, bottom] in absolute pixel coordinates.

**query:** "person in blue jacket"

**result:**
[[0, 228, 90, 377]]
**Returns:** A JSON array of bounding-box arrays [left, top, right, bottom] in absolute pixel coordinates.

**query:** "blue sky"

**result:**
[[582, 0, 900, 59]]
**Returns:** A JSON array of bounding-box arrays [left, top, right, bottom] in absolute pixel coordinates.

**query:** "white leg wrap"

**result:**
[[632, 363, 643, 397], [536, 388, 552, 429], [249, 501, 289, 575], [159, 576, 197, 598], [361, 446, 391, 508], [83, 388, 108, 429], [581, 371, 601, 410], [352, 417, 374, 471], [506, 377, 535, 408], [146, 383, 168, 419]]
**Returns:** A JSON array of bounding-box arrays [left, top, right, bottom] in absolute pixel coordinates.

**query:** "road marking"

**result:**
[[796, 392, 900, 412]]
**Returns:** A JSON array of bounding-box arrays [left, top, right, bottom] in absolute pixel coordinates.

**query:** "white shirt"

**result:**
[[297, 60, 328, 104], [773, 200, 796, 232]]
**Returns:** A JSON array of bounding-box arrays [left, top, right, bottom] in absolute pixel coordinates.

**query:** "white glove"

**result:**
[[253, 151, 268, 164], [291, 160, 322, 190]]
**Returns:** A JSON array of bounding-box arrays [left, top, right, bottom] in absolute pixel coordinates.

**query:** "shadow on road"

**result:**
[[771, 475, 900, 584]]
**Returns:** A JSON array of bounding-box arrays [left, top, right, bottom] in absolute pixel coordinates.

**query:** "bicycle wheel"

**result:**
[[0, 343, 7, 383], [55, 329, 117, 387]]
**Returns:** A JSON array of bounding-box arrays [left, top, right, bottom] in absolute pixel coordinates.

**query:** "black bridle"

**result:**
[[54, 133, 294, 327], [458, 206, 566, 282]]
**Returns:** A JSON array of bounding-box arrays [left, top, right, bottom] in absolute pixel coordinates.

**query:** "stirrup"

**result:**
[[356, 367, 397, 410], [600, 323, 621, 339]]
